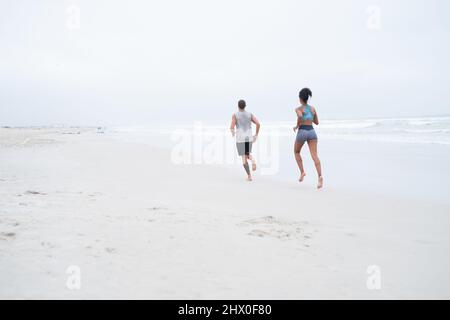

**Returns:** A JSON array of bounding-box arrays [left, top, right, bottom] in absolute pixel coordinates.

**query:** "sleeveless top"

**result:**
[[235, 110, 253, 143], [299, 105, 314, 122]]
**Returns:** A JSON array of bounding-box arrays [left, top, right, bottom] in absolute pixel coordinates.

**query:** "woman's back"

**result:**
[[297, 105, 315, 125]]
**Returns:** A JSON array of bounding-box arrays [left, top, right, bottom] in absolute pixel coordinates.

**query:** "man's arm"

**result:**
[[251, 114, 260, 142], [230, 114, 236, 136]]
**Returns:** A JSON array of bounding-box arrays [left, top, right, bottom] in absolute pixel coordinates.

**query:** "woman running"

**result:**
[[293, 88, 323, 189]]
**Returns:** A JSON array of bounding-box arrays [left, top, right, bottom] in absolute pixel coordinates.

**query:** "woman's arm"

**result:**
[[230, 114, 236, 136], [294, 108, 302, 131], [312, 107, 319, 125]]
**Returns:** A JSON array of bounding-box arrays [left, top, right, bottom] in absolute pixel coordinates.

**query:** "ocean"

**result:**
[[111, 116, 450, 204], [114, 116, 450, 146]]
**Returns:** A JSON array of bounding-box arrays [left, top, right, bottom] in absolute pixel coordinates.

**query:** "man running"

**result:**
[[230, 99, 261, 181]]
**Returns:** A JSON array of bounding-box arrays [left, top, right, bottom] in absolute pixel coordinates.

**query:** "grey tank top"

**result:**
[[235, 110, 252, 143]]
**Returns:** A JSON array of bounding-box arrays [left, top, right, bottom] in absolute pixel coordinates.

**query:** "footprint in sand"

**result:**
[[87, 192, 102, 202], [248, 229, 271, 237], [0, 232, 16, 241], [242, 215, 278, 225], [25, 190, 47, 196], [146, 207, 179, 218], [105, 247, 117, 254], [88, 192, 102, 197], [147, 206, 169, 212], [239, 216, 312, 243], [40, 241, 56, 249]]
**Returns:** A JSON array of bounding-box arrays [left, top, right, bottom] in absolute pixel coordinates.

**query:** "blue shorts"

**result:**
[[296, 125, 318, 144]]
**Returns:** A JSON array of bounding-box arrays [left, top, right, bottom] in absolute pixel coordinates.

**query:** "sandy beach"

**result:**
[[1, 127, 449, 299]]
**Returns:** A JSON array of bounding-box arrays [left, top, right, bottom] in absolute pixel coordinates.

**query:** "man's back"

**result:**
[[235, 110, 252, 143]]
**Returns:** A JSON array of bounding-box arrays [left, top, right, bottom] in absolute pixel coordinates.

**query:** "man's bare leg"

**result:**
[[242, 156, 252, 181], [248, 154, 257, 171]]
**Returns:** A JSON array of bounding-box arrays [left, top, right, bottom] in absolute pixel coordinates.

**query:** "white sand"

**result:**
[[1, 127, 449, 299]]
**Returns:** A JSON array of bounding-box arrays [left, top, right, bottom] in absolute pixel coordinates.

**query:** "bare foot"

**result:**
[[317, 176, 323, 189], [299, 172, 306, 182], [252, 162, 257, 171], [247, 176, 253, 182]]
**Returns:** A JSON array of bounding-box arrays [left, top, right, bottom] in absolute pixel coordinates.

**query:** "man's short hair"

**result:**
[[238, 100, 246, 109]]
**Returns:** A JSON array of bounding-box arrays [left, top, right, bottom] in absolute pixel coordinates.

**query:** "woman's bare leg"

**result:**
[[294, 141, 306, 181], [307, 139, 323, 188]]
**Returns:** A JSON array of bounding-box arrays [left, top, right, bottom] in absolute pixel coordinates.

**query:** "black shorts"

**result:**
[[236, 142, 252, 156]]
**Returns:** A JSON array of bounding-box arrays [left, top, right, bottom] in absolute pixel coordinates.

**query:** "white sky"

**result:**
[[1, 0, 449, 126]]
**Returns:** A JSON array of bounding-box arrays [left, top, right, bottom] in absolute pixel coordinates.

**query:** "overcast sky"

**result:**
[[1, 0, 449, 126]]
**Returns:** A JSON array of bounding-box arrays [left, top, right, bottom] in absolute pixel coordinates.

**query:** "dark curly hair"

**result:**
[[299, 88, 312, 103]]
